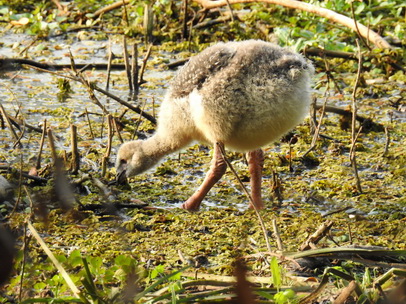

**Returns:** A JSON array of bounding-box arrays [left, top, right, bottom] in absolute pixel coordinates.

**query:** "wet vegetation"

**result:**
[[0, 0, 405, 303]]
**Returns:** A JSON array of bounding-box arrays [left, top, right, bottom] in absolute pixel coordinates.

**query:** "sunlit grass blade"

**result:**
[[133, 265, 190, 302], [27, 221, 89, 303]]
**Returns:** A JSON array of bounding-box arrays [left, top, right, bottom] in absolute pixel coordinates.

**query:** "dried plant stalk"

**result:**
[[350, 41, 363, 194], [131, 43, 139, 95], [272, 219, 284, 251], [101, 114, 114, 177], [123, 36, 132, 91], [181, 0, 189, 40], [36, 119, 47, 169], [27, 221, 81, 299], [84, 108, 95, 139], [0, 102, 22, 147], [138, 44, 153, 85], [299, 220, 334, 251], [382, 126, 390, 156], [112, 117, 124, 144], [70, 124, 80, 174], [105, 115, 113, 159], [143, 3, 154, 42], [47, 128, 59, 167], [105, 38, 113, 91]]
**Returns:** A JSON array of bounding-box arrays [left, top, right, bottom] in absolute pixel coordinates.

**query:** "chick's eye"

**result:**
[[120, 159, 127, 165]]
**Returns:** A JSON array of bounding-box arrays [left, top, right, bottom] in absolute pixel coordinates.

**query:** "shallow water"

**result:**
[[0, 29, 405, 216]]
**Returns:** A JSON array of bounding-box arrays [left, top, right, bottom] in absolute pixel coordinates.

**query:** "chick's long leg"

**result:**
[[181, 142, 227, 211], [247, 149, 265, 210]]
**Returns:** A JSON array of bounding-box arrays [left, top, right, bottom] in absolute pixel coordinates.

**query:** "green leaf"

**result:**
[[355, 3, 366, 15], [68, 250, 83, 267], [271, 257, 282, 290]]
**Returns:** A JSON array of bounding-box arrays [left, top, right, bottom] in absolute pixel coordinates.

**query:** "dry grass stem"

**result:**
[[105, 115, 113, 159], [13, 122, 25, 149], [112, 117, 124, 144], [34, 120, 47, 171], [152, 96, 156, 120], [47, 128, 59, 167], [121, 0, 129, 26], [102, 115, 114, 177], [303, 93, 328, 158], [105, 38, 113, 91], [0, 102, 22, 147], [9, 155, 24, 217], [133, 98, 148, 139], [181, 0, 189, 40], [70, 124, 80, 174], [333, 280, 357, 304], [138, 44, 153, 85], [383, 126, 390, 156], [18, 223, 30, 302], [350, 40, 363, 194], [350, 2, 371, 51], [224, 0, 235, 21], [123, 36, 132, 91], [270, 169, 283, 203], [131, 43, 139, 96], [143, 4, 154, 43], [26, 221, 82, 299], [272, 219, 284, 251], [84, 108, 95, 139], [299, 220, 334, 251], [83, 77, 110, 115]]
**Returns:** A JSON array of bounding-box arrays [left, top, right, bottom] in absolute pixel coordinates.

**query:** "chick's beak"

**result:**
[[116, 161, 128, 184]]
